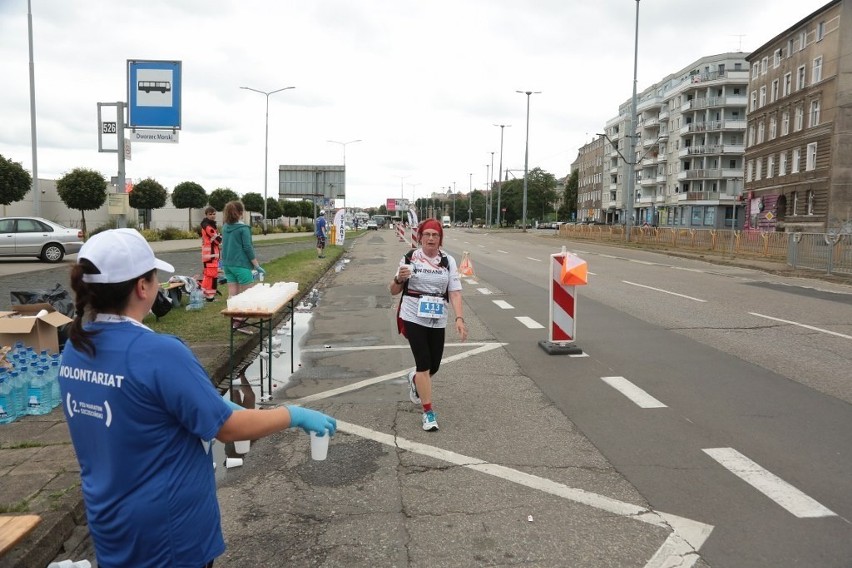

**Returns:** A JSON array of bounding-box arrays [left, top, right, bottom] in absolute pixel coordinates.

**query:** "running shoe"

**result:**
[[422, 410, 439, 432], [407, 370, 421, 405]]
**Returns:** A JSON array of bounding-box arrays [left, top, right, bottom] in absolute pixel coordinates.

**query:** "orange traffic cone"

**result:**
[[458, 251, 475, 277]]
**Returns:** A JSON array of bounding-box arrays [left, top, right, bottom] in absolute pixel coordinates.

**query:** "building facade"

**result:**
[[574, 136, 605, 223], [601, 53, 750, 228], [744, 0, 851, 232]]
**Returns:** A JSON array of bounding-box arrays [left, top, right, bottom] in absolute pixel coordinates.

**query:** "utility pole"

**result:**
[[493, 124, 511, 227]]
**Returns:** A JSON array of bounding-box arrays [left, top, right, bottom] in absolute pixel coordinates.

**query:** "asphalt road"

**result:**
[[440, 230, 852, 567]]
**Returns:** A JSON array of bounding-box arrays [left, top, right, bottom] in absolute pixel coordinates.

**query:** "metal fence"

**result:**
[[556, 224, 852, 277]]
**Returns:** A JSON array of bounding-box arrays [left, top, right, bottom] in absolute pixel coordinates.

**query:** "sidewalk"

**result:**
[[0, 233, 307, 568]]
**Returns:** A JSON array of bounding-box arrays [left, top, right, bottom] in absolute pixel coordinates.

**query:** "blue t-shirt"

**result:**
[[315, 216, 327, 237], [59, 320, 232, 568]]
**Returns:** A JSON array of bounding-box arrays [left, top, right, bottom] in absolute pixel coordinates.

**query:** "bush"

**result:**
[[159, 226, 196, 241]]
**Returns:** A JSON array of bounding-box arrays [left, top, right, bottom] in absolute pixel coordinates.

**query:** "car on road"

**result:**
[[366, 220, 379, 230], [0, 217, 85, 263]]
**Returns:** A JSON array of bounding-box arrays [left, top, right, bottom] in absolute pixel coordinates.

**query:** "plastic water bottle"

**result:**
[[49, 360, 61, 409], [27, 370, 51, 416], [0, 370, 15, 424], [186, 288, 205, 311], [8, 370, 25, 419]]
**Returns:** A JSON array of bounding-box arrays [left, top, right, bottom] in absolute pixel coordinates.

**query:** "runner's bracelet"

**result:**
[[456, 317, 465, 323]]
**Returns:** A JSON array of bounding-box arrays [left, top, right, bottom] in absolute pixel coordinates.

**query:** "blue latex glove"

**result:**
[[256, 266, 266, 275], [287, 405, 337, 437]]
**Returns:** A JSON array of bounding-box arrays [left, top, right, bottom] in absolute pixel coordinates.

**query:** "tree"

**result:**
[[56, 168, 108, 236], [241, 192, 264, 215], [280, 199, 301, 225], [208, 188, 239, 212], [265, 197, 282, 220], [171, 181, 208, 231], [558, 170, 579, 221], [298, 200, 314, 220], [129, 178, 167, 229], [0, 154, 32, 206]]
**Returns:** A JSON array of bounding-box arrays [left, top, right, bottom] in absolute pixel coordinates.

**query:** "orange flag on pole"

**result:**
[[560, 252, 588, 286]]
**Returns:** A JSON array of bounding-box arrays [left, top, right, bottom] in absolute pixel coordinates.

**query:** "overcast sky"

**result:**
[[0, 0, 831, 210]]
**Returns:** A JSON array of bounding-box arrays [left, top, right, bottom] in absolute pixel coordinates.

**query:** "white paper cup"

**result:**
[[310, 431, 329, 461], [234, 440, 251, 454], [225, 457, 243, 468]]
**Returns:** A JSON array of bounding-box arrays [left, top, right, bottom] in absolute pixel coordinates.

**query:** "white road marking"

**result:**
[[515, 316, 544, 329], [497, 249, 509, 254], [295, 343, 506, 403], [601, 254, 618, 258], [623, 281, 707, 302], [465, 278, 478, 285], [588, 272, 597, 276], [492, 300, 514, 309], [338, 420, 714, 567], [703, 448, 836, 518], [749, 313, 852, 340], [526, 256, 542, 262], [301, 342, 496, 353], [630, 259, 657, 265], [601, 376, 667, 408], [477, 244, 486, 248], [672, 266, 704, 273], [477, 288, 493, 295]]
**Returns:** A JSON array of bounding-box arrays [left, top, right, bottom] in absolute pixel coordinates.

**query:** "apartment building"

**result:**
[[744, 0, 851, 232], [601, 53, 750, 228], [574, 136, 605, 223]]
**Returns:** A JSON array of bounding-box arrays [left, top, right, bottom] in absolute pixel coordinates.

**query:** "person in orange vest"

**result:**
[[199, 206, 222, 301]]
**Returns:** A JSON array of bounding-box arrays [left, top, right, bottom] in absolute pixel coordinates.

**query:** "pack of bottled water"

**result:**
[[0, 342, 61, 424], [226, 282, 299, 313], [185, 288, 205, 311]]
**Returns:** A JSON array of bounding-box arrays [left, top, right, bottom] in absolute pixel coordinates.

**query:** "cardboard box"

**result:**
[[0, 303, 73, 354]]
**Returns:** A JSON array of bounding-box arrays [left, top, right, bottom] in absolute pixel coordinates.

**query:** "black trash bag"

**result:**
[[11, 283, 75, 350], [151, 288, 173, 319]]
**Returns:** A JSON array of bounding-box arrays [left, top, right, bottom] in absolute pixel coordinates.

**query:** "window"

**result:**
[[704, 207, 716, 226], [797, 65, 806, 90], [779, 151, 787, 176], [792, 147, 801, 173], [748, 125, 755, 146], [799, 30, 807, 50], [771, 79, 779, 102], [806, 142, 817, 170], [807, 190, 815, 215], [795, 106, 804, 131], [755, 158, 762, 180], [769, 116, 777, 140], [774, 49, 782, 67], [768, 155, 775, 178], [810, 100, 821, 127], [787, 38, 794, 55], [757, 121, 765, 143], [759, 85, 767, 107], [782, 111, 790, 135], [783, 73, 792, 97], [817, 21, 826, 41], [752, 64, 760, 79], [751, 91, 757, 111], [761, 57, 768, 75], [747, 160, 754, 181], [812, 56, 823, 83]]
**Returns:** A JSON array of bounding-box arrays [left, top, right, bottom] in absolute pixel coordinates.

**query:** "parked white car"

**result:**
[[0, 217, 85, 262]]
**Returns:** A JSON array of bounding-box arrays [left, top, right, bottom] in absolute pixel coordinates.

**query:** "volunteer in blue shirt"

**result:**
[[59, 228, 336, 568]]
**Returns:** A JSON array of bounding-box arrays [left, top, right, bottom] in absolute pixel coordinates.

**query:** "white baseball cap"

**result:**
[[79, 229, 174, 284], [319, 210, 326, 216]]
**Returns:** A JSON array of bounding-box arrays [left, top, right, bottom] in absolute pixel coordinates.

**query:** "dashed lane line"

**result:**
[[492, 300, 514, 309], [515, 316, 545, 329], [749, 312, 852, 340], [623, 280, 707, 302], [601, 376, 667, 408]]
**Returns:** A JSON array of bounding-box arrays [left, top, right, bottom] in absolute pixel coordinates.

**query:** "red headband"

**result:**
[[418, 219, 443, 245]]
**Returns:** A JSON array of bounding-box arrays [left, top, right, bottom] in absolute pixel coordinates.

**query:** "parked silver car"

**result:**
[[0, 217, 84, 263]]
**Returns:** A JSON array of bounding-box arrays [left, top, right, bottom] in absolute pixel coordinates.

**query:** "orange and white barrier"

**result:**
[[396, 223, 405, 242], [540, 247, 587, 354]]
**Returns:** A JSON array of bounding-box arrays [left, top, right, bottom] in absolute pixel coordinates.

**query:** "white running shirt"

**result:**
[[398, 248, 462, 328]]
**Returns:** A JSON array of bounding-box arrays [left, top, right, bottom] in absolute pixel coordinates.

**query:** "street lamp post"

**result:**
[[240, 85, 295, 234], [493, 124, 511, 227], [489, 151, 495, 226], [625, 0, 641, 242], [516, 90, 541, 232], [467, 174, 473, 224], [327, 139, 361, 213]]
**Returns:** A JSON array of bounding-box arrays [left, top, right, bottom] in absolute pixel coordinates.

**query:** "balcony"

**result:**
[[677, 168, 744, 180], [679, 144, 746, 157], [676, 191, 738, 203], [682, 120, 747, 134]]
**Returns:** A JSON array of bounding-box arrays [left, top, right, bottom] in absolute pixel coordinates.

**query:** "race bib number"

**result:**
[[417, 296, 445, 319]]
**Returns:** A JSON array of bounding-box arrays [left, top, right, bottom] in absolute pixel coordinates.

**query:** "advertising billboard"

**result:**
[[279, 165, 345, 201], [386, 198, 409, 212]]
